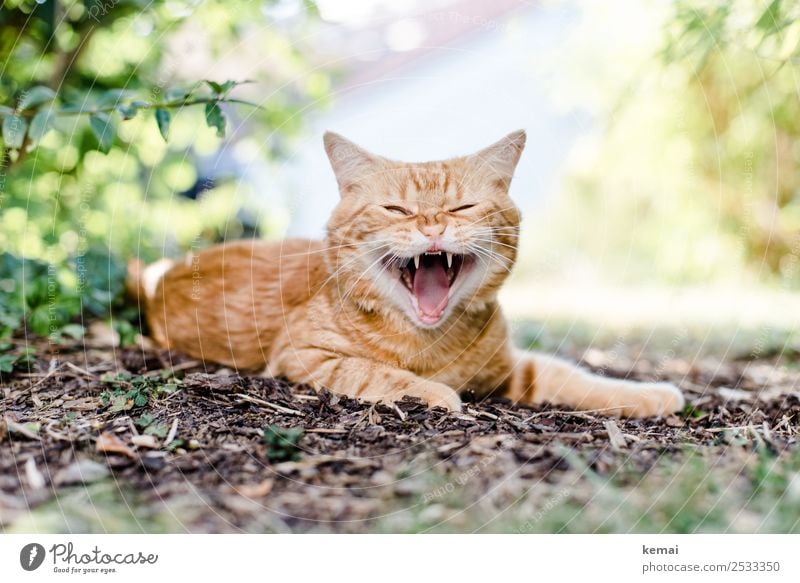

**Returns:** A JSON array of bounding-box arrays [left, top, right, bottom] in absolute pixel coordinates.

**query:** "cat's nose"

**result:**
[[417, 222, 446, 239]]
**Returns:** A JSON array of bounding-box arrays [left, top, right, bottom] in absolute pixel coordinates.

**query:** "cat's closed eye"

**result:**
[[382, 205, 412, 216], [448, 203, 477, 213]]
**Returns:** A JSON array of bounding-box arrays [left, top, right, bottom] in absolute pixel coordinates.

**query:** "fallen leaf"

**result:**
[[96, 431, 136, 458], [64, 398, 100, 411], [131, 434, 159, 449], [24, 457, 46, 489], [165, 418, 179, 443], [604, 420, 627, 450], [717, 387, 753, 401], [665, 416, 685, 428], [235, 479, 274, 498]]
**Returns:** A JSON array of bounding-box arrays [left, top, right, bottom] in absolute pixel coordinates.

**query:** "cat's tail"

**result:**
[[126, 258, 174, 303]]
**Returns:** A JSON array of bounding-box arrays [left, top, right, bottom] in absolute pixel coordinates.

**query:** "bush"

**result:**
[[0, 0, 329, 339]]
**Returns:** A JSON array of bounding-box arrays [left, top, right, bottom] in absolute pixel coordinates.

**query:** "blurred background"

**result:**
[[1, 0, 799, 351]]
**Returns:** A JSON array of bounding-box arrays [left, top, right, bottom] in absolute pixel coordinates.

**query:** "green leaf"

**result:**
[[204, 102, 226, 137], [164, 81, 196, 104], [755, 0, 783, 32], [18, 86, 56, 111], [111, 394, 130, 412], [155, 108, 170, 140], [0, 354, 17, 373], [2, 114, 27, 149], [7, 421, 40, 438], [263, 425, 304, 462], [117, 103, 139, 120], [204, 80, 224, 94], [57, 104, 84, 114], [0, 105, 14, 116], [71, 248, 128, 318], [113, 319, 137, 347], [89, 113, 115, 153], [144, 422, 168, 438], [160, 382, 179, 394], [98, 89, 136, 107], [219, 80, 237, 93], [135, 413, 155, 428], [165, 87, 189, 102], [166, 438, 186, 452], [59, 323, 85, 340], [28, 109, 55, 146], [205, 79, 249, 97]]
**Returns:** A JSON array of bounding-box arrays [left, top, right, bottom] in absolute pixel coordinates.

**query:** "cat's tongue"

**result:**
[[413, 259, 450, 322]]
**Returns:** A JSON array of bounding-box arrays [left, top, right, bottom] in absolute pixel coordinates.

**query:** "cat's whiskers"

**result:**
[[335, 249, 398, 313], [464, 242, 514, 274], [469, 237, 518, 251], [470, 253, 513, 276], [469, 230, 520, 245], [471, 226, 520, 236], [330, 242, 395, 298], [279, 240, 383, 258], [469, 241, 512, 261], [453, 221, 517, 275], [317, 240, 392, 293]]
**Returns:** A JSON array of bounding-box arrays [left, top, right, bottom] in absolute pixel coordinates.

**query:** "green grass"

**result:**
[[372, 447, 800, 534], [4, 482, 181, 534], [514, 318, 800, 361]]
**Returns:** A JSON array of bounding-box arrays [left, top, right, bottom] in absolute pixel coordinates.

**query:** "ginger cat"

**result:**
[[128, 130, 684, 417]]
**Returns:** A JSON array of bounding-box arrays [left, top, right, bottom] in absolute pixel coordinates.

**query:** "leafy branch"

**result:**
[[0, 79, 259, 157]]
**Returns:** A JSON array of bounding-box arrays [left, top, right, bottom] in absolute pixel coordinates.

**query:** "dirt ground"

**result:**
[[1, 329, 799, 533]]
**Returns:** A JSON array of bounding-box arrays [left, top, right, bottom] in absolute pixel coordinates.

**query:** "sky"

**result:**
[[237, 0, 593, 238]]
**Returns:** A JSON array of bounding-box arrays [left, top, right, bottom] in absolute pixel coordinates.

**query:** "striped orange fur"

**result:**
[[130, 131, 684, 417]]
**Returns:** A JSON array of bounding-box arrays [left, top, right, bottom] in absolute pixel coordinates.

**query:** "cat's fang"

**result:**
[[393, 252, 472, 306]]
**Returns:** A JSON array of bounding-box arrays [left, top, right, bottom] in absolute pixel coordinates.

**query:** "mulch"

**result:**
[[1, 333, 799, 532]]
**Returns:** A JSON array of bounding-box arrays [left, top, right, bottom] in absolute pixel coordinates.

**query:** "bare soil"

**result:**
[[1, 333, 798, 532]]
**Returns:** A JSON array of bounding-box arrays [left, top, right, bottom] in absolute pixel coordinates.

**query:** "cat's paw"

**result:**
[[620, 382, 685, 418], [395, 381, 462, 412], [425, 389, 463, 412]]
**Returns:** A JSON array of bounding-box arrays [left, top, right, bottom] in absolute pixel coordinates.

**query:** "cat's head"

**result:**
[[323, 130, 525, 329]]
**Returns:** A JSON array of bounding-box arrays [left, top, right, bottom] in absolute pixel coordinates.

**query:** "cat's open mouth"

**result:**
[[383, 252, 472, 325]]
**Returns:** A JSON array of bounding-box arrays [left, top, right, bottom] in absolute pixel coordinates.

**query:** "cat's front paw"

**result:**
[[621, 382, 685, 418], [425, 389, 463, 412], [396, 381, 462, 412]]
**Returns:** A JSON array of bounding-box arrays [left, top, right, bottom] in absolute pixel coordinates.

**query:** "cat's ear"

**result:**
[[323, 131, 382, 193], [469, 130, 526, 189]]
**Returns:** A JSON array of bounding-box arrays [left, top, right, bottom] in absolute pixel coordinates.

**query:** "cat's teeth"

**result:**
[[446, 253, 453, 268], [414, 255, 420, 269]]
